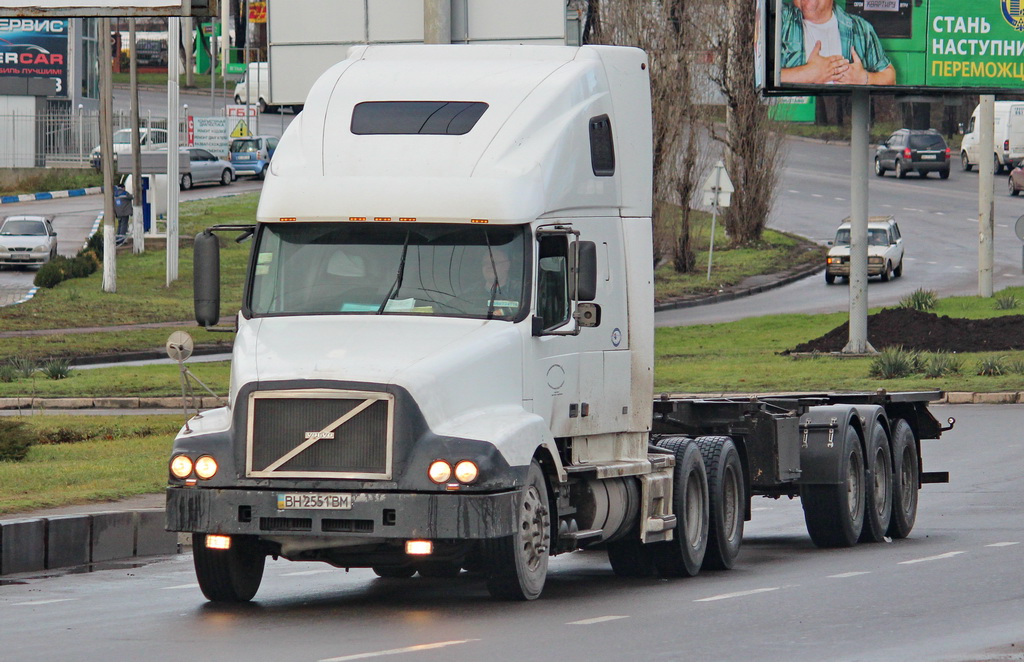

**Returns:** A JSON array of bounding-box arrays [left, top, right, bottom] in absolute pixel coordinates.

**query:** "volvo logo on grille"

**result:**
[[304, 431, 335, 441]]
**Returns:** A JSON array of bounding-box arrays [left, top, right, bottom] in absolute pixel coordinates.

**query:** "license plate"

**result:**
[[277, 493, 352, 510], [920, 154, 936, 160], [235, 154, 251, 160]]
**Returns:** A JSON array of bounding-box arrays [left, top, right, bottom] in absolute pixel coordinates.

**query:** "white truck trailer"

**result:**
[[168, 44, 950, 603]]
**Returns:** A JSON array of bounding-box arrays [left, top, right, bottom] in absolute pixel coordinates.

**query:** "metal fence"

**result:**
[[0, 110, 173, 169]]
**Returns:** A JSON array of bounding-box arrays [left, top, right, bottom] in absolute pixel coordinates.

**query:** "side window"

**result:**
[[268, 138, 278, 152], [536, 234, 570, 331]]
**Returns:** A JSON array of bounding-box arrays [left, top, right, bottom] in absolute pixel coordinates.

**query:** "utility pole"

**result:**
[[129, 18, 144, 253], [979, 94, 995, 297], [424, 0, 451, 44], [843, 89, 874, 354], [167, 18, 181, 286], [100, 17, 116, 293]]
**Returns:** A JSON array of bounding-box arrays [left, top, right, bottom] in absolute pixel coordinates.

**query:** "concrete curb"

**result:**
[[654, 262, 825, 312], [0, 508, 179, 576], [0, 186, 103, 205]]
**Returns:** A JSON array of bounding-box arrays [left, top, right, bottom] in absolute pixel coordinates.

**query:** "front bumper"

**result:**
[[166, 486, 519, 540], [230, 160, 266, 175], [0, 254, 48, 266], [826, 263, 886, 277]]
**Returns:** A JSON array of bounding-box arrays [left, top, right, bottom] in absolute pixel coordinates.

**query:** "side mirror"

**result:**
[[570, 241, 598, 301], [531, 316, 545, 337], [194, 231, 221, 328], [957, 122, 965, 135], [826, 240, 833, 246]]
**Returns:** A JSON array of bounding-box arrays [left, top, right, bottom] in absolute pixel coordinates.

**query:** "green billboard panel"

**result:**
[[769, 0, 1024, 93]]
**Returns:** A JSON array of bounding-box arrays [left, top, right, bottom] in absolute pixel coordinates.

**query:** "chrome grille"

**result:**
[[246, 389, 394, 479]]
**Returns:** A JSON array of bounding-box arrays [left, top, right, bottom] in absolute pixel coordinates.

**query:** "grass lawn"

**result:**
[[0, 414, 181, 515]]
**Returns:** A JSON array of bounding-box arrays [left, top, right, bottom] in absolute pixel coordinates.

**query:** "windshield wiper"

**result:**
[[377, 231, 411, 314], [484, 233, 499, 320]]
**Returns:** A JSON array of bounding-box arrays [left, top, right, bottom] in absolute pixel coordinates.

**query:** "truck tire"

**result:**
[[651, 437, 708, 577], [694, 436, 744, 570], [887, 419, 919, 539], [607, 535, 657, 578], [484, 460, 551, 600], [193, 534, 266, 602], [859, 420, 893, 543], [372, 566, 416, 578], [800, 424, 865, 548]]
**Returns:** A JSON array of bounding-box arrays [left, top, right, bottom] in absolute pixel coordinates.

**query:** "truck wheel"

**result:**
[[825, 272, 836, 284], [800, 424, 865, 548], [961, 152, 972, 171], [887, 419, 919, 539], [417, 560, 462, 578], [859, 421, 893, 543], [372, 566, 416, 578], [651, 437, 708, 577], [694, 436, 744, 570], [895, 160, 906, 179], [484, 460, 550, 600], [607, 535, 657, 578], [193, 534, 266, 602]]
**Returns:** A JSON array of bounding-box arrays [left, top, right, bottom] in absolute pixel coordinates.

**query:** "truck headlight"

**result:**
[[454, 460, 479, 484], [194, 455, 218, 479], [428, 460, 452, 484], [868, 256, 883, 265], [170, 454, 193, 479]]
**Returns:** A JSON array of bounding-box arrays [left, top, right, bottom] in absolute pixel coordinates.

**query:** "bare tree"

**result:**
[[709, 0, 786, 245], [590, 0, 713, 272]]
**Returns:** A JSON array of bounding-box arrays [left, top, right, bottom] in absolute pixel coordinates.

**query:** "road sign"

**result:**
[[701, 160, 734, 208], [230, 120, 252, 139], [227, 104, 259, 119]]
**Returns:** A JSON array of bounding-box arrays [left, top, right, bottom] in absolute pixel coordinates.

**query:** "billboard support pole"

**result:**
[[843, 89, 874, 354], [167, 17, 181, 286], [979, 94, 995, 297]]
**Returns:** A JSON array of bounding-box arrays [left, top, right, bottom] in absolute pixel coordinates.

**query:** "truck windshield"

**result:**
[[249, 223, 527, 320]]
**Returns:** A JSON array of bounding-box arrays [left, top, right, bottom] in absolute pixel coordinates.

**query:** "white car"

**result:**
[[89, 127, 168, 171], [825, 216, 904, 284], [0, 215, 57, 268]]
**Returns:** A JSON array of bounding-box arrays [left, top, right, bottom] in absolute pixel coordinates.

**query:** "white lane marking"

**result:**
[[788, 190, 800, 194], [811, 194, 823, 198], [902, 208, 925, 212], [281, 569, 336, 576], [320, 640, 479, 662], [834, 197, 846, 201], [12, 599, 76, 606], [161, 583, 200, 590], [695, 587, 781, 602], [935, 212, 945, 216], [927, 261, 938, 264], [568, 615, 630, 626], [899, 551, 965, 565], [828, 571, 870, 579], [998, 223, 1009, 228], [986, 542, 1021, 547]]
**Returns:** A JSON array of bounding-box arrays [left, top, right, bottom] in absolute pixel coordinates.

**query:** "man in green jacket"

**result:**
[[779, 0, 895, 86]]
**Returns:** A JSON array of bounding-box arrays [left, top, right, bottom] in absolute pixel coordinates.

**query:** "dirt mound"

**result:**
[[791, 308, 1024, 354]]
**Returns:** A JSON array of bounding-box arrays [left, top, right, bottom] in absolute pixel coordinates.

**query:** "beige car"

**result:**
[[825, 216, 904, 284]]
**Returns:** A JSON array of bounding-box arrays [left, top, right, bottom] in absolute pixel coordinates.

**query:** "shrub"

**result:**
[[10, 356, 36, 378], [82, 230, 103, 260], [869, 346, 918, 379], [37, 426, 90, 445], [33, 255, 70, 288], [0, 364, 15, 383], [977, 356, 1006, 376], [1007, 358, 1024, 375], [994, 294, 1019, 310], [898, 288, 937, 312], [923, 352, 963, 379], [0, 419, 34, 461], [39, 358, 72, 380]]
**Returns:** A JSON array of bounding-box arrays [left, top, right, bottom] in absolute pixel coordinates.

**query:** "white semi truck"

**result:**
[[168, 44, 950, 603]]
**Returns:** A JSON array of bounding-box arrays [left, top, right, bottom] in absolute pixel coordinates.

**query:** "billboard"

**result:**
[[0, 17, 68, 97], [0, 1, 215, 17], [766, 0, 1024, 93]]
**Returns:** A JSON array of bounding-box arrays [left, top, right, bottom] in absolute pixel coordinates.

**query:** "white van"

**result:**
[[959, 101, 1024, 173], [233, 62, 274, 113]]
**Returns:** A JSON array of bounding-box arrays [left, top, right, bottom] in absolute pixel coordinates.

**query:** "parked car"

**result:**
[[90, 127, 169, 171], [0, 214, 57, 268], [1010, 160, 1024, 196], [229, 135, 278, 179], [825, 216, 904, 284], [180, 148, 235, 190], [874, 129, 951, 179]]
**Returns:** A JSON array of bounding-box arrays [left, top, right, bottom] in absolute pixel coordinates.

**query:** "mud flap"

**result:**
[[798, 405, 865, 485]]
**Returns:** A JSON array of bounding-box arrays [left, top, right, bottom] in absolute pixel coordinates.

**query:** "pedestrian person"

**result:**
[[113, 184, 133, 245]]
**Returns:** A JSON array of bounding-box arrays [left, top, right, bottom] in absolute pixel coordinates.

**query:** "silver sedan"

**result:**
[[180, 148, 235, 190], [0, 214, 57, 268]]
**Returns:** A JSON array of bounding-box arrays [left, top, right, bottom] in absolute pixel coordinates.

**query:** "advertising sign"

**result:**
[[769, 0, 1024, 93], [189, 116, 229, 157], [0, 18, 68, 97], [0, 1, 216, 17]]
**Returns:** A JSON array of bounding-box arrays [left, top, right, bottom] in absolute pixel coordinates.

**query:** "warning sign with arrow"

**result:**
[[231, 120, 253, 139]]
